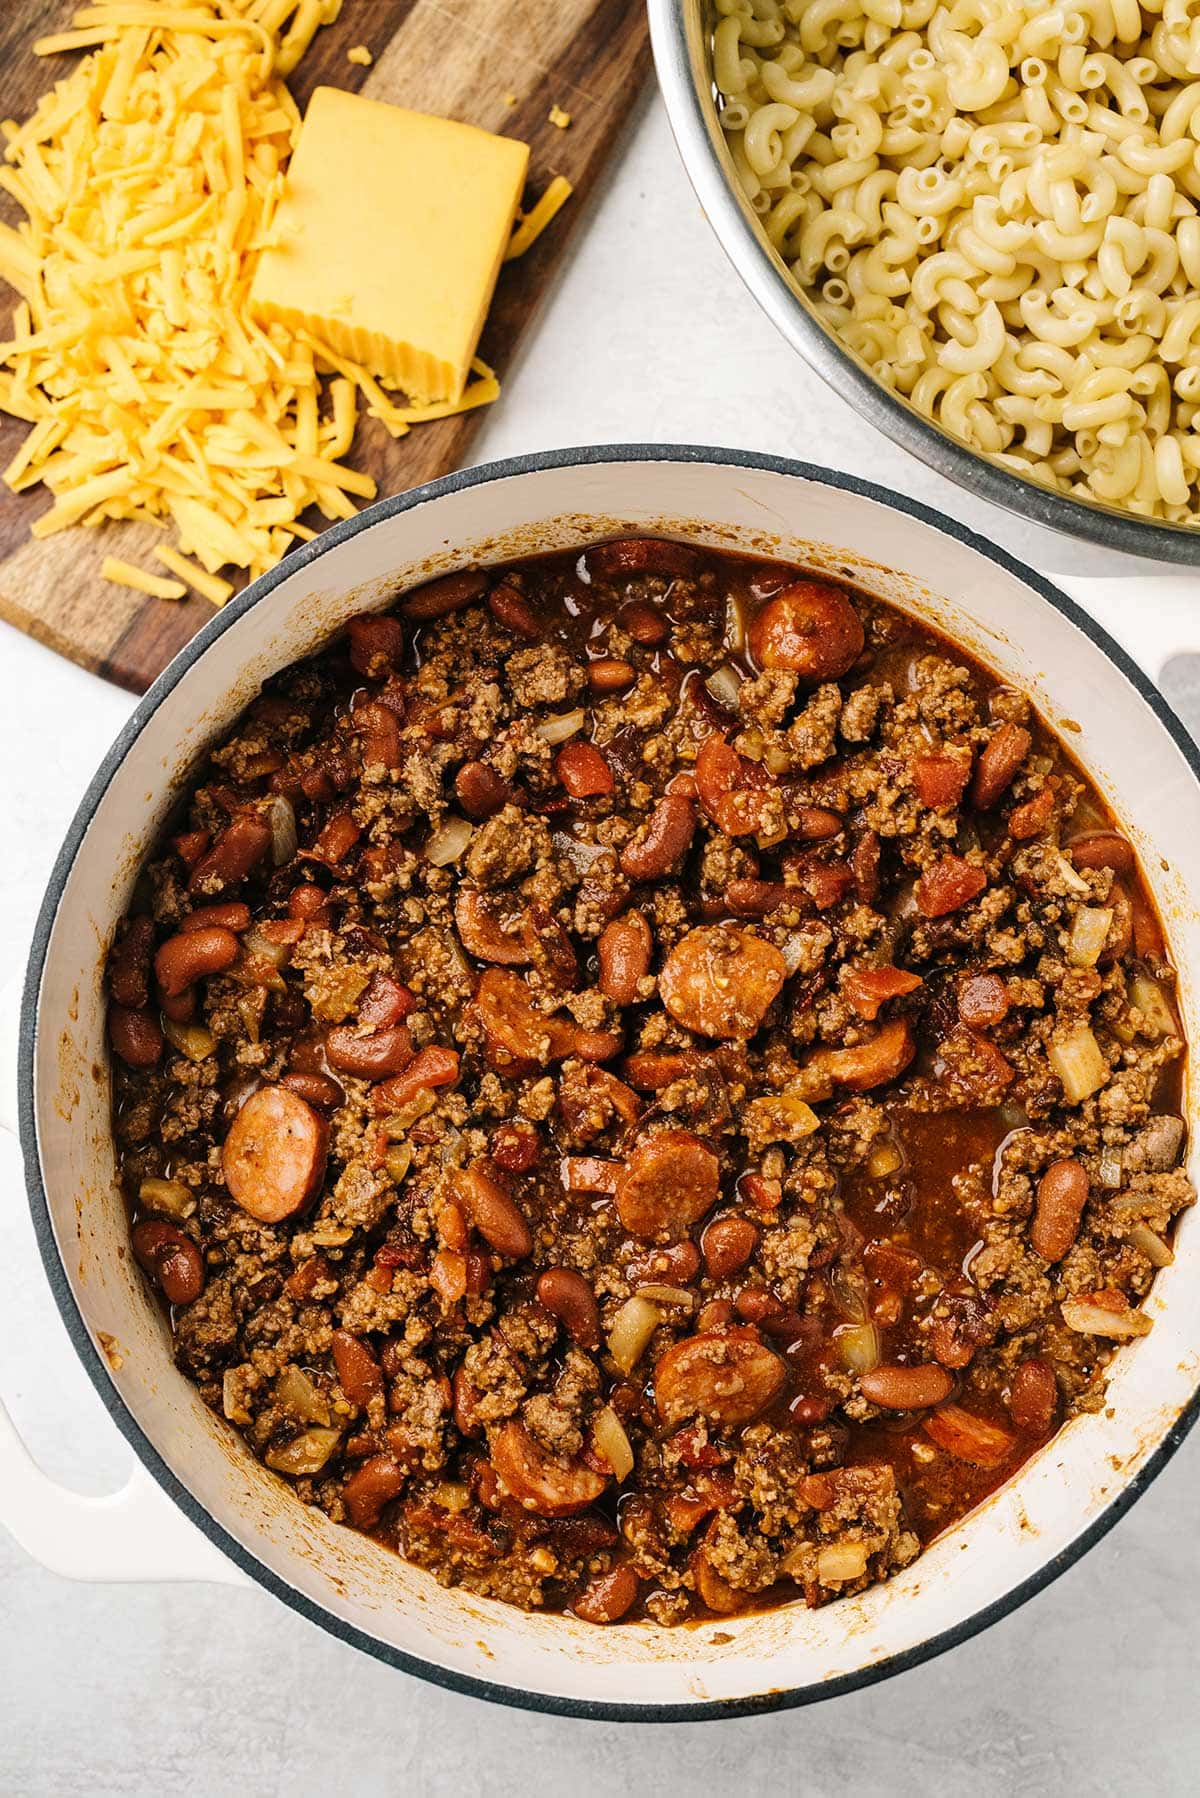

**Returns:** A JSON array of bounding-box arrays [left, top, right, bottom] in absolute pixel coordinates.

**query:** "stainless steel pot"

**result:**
[[649, 0, 1200, 565], [5, 446, 1200, 1717]]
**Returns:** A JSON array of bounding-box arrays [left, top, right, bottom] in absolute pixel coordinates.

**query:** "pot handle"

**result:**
[[0, 1389, 248, 1583], [1054, 570, 1200, 685]]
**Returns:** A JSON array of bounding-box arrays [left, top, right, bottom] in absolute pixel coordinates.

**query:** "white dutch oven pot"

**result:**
[[5, 448, 1200, 1719]]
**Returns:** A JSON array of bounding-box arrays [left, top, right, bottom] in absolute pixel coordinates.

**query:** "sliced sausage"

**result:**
[[747, 580, 864, 678], [615, 1130, 720, 1240], [490, 1421, 608, 1516], [654, 1332, 786, 1426], [222, 1085, 327, 1223], [659, 925, 787, 1039]]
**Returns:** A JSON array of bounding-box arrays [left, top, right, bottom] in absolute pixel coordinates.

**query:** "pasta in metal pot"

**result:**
[[712, 0, 1200, 524]]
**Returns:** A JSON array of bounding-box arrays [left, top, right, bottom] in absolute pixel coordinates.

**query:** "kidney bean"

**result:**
[[332, 1330, 384, 1407], [281, 1070, 344, 1109], [488, 583, 541, 637], [373, 1046, 460, 1112], [454, 1160, 532, 1259], [842, 964, 923, 1021], [429, 1249, 468, 1307], [734, 1287, 781, 1323], [794, 805, 845, 841], [748, 580, 864, 678], [970, 723, 1031, 809], [588, 538, 699, 580], [722, 879, 793, 918], [598, 911, 652, 1005], [109, 1003, 163, 1068], [621, 1050, 698, 1091], [454, 761, 513, 820], [701, 1216, 759, 1280], [359, 973, 416, 1028], [697, 1299, 734, 1331], [556, 741, 614, 798], [1068, 830, 1134, 874], [325, 1024, 413, 1080], [912, 752, 971, 810], [740, 1172, 782, 1211], [288, 883, 333, 928], [491, 1421, 608, 1516], [355, 700, 402, 771], [347, 612, 405, 677], [573, 1562, 640, 1624], [1008, 785, 1056, 840], [659, 924, 787, 1039], [342, 1453, 408, 1529], [693, 1543, 743, 1615], [850, 829, 880, 903], [616, 1130, 720, 1240], [620, 794, 697, 880], [173, 829, 210, 870], [958, 972, 1009, 1029], [621, 600, 670, 644], [923, 1403, 1016, 1468], [587, 657, 636, 693], [222, 1085, 327, 1223], [859, 1363, 953, 1410], [188, 815, 272, 892], [655, 1333, 786, 1426], [915, 854, 987, 918], [627, 1240, 702, 1285], [179, 903, 251, 936], [400, 569, 487, 619], [1030, 1158, 1089, 1262], [305, 810, 360, 868], [537, 1267, 601, 1348], [131, 1220, 204, 1305], [159, 987, 196, 1024], [154, 925, 240, 998], [109, 916, 156, 1009], [1009, 1358, 1059, 1435]]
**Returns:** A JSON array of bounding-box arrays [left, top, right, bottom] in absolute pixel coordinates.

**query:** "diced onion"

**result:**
[[534, 708, 586, 745], [268, 794, 298, 866], [1097, 1151, 1123, 1190], [633, 1283, 695, 1308], [607, 1296, 661, 1374], [1130, 1223, 1174, 1268], [432, 1481, 470, 1512], [242, 925, 291, 969], [275, 1365, 331, 1424], [265, 1426, 341, 1476], [385, 1144, 414, 1184], [592, 1405, 635, 1481], [817, 1542, 869, 1584], [1054, 853, 1093, 898], [830, 1264, 870, 1322], [867, 1141, 902, 1179], [162, 1017, 216, 1062], [744, 1092, 820, 1143], [1128, 972, 1177, 1041], [723, 594, 747, 654], [379, 1091, 438, 1136], [138, 1176, 195, 1219], [1048, 1021, 1109, 1104], [425, 816, 474, 866], [1061, 1296, 1153, 1339], [779, 931, 814, 973], [310, 966, 369, 1022], [706, 663, 745, 710], [1068, 906, 1113, 968], [835, 1321, 882, 1374], [222, 1369, 252, 1426]]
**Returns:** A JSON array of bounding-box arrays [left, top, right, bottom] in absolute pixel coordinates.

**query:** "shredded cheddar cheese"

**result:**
[[0, 1, 527, 590], [101, 556, 186, 599], [505, 177, 574, 261], [548, 105, 571, 129], [346, 44, 372, 65]]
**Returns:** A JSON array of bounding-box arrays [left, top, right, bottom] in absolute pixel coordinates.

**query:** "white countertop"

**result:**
[[3, 88, 1199, 1796]]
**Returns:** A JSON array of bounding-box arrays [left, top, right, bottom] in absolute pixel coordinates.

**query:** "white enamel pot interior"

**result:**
[[18, 447, 1200, 1718]]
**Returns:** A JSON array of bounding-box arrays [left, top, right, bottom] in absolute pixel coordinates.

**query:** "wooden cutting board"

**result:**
[[0, 0, 650, 691]]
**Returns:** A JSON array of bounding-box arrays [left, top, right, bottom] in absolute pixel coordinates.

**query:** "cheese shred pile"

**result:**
[[0, 1, 536, 600]]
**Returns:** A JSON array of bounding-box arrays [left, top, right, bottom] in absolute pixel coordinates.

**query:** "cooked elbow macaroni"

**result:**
[[712, 0, 1200, 524]]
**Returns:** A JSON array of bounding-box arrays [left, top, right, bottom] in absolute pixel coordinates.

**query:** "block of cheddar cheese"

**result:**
[[251, 87, 529, 405]]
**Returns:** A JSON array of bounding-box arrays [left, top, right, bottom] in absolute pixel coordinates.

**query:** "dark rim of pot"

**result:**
[[19, 445, 1200, 1721]]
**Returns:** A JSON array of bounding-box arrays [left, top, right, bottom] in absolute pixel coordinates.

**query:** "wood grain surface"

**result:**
[[0, 0, 650, 690]]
